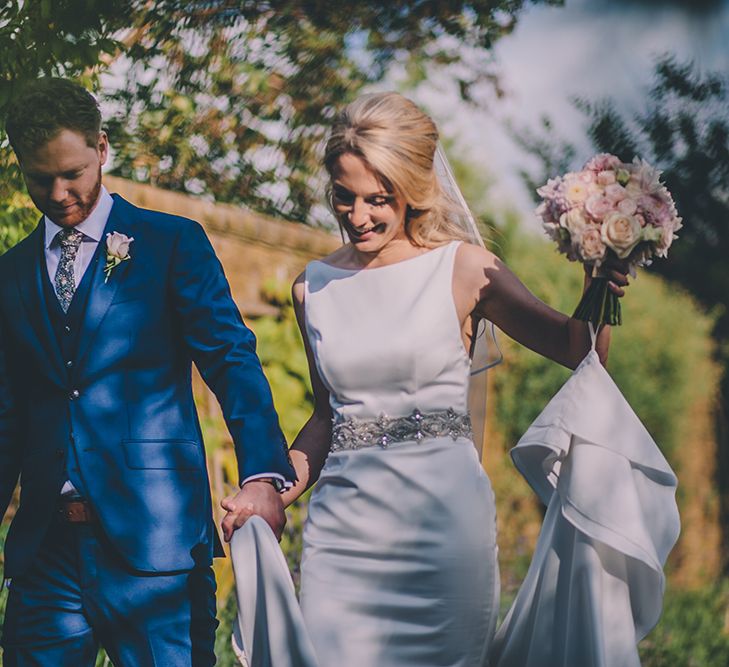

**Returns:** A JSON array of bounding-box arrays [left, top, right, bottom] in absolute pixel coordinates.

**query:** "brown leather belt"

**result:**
[[59, 498, 96, 524]]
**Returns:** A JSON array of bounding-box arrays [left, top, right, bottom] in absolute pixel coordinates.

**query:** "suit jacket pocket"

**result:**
[[122, 439, 203, 470]]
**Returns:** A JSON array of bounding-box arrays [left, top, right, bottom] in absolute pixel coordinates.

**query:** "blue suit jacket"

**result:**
[[0, 194, 296, 576]]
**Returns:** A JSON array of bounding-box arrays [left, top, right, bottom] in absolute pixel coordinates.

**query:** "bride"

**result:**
[[276, 91, 629, 666]]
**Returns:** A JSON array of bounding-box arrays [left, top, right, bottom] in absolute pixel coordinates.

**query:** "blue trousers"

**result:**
[[1, 514, 218, 666]]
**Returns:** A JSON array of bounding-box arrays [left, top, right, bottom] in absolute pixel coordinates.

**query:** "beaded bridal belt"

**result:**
[[330, 408, 472, 452]]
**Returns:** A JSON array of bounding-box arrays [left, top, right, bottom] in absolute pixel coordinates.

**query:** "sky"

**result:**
[[391, 0, 729, 226]]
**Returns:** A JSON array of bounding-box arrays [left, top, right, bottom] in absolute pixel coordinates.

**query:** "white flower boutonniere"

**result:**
[[104, 231, 134, 283]]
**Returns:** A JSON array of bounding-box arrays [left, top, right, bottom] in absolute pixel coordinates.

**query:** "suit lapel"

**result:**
[[74, 195, 135, 371], [13, 222, 66, 387]]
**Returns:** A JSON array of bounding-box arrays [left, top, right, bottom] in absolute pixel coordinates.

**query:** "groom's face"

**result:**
[[19, 128, 109, 228]]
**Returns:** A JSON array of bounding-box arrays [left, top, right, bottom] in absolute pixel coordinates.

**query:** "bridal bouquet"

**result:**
[[536, 153, 682, 326]]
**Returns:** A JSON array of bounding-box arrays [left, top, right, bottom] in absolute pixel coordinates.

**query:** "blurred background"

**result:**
[[1, 1, 728, 665]]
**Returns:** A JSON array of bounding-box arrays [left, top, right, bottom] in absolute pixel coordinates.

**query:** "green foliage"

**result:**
[[0, 0, 124, 114], [250, 279, 312, 443], [213, 591, 240, 667], [0, 191, 37, 254], [639, 581, 729, 667], [490, 219, 574, 448]]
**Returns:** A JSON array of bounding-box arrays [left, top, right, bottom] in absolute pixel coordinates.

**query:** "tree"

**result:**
[[0, 0, 130, 252], [1, 1, 561, 237], [102, 0, 562, 225]]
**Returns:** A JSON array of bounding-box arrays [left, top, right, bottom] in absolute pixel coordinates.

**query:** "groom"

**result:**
[[0, 78, 296, 665]]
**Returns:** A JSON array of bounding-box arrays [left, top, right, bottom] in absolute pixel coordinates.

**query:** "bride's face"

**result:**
[[330, 153, 408, 252]]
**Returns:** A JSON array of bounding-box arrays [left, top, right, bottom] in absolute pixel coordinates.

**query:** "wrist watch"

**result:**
[[241, 477, 285, 493]]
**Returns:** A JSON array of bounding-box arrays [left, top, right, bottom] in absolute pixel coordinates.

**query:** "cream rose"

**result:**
[[601, 211, 642, 259], [577, 226, 607, 263], [559, 208, 589, 235]]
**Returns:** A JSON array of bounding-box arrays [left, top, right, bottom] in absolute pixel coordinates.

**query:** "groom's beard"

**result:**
[[44, 166, 103, 229]]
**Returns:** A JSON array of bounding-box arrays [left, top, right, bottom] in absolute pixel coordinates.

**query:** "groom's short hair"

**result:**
[[5, 78, 102, 160]]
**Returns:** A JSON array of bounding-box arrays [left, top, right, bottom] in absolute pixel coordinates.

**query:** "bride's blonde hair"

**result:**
[[324, 92, 474, 247]]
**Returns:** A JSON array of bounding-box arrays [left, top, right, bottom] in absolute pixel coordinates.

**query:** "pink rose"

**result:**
[[617, 197, 638, 215], [585, 194, 615, 222], [106, 231, 133, 259], [585, 153, 622, 172], [639, 194, 672, 227], [579, 170, 597, 184], [605, 183, 627, 202], [597, 170, 616, 186]]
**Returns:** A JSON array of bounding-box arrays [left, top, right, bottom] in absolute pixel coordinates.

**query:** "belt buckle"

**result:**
[[59, 498, 94, 524]]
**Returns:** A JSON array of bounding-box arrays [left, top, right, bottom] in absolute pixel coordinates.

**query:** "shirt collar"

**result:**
[[44, 186, 114, 250]]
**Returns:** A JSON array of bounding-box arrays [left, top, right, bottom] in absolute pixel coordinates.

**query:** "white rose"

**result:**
[[601, 211, 642, 259], [106, 232, 134, 260]]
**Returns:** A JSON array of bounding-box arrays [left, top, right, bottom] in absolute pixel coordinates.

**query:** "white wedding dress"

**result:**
[[229, 241, 679, 667], [489, 339, 680, 667], [299, 240, 500, 666]]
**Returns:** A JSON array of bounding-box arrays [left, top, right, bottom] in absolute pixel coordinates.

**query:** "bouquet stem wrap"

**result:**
[[573, 277, 621, 327]]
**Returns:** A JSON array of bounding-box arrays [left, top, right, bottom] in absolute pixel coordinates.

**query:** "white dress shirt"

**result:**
[[47, 187, 284, 494], [44, 187, 114, 288]]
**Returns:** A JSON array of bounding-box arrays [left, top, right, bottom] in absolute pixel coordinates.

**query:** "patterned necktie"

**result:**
[[54, 228, 84, 313]]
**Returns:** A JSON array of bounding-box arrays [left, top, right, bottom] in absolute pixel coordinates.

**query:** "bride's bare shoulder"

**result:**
[[314, 244, 353, 268], [293, 245, 351, 305], [455, 241, 500, 273]]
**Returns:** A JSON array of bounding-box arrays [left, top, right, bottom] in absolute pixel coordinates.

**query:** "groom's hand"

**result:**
[[220, 480, 286, 542]]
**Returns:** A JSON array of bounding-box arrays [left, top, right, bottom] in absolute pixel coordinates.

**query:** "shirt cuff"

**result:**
[[240, 473, 292, 492]]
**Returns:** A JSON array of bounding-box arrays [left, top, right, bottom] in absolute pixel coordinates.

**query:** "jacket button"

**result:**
[[66, 360, 73, 368], [69, 389, 80, 400], [64, 325, 71, 333]]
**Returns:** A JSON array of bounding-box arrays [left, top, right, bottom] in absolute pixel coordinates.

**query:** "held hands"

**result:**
[[220, 480, 286, 542]]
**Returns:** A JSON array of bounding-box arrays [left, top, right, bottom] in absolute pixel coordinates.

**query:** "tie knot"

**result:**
[[57, 228, 84, 249]]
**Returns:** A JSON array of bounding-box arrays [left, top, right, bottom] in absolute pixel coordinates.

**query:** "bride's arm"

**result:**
[[455, 244, 627, 369], [281, 273, 334, 508]]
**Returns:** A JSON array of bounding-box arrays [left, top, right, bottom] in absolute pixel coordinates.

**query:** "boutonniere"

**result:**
[[104, 231, 134, 283]]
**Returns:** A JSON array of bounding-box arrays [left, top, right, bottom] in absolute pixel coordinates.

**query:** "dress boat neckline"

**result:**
[[314, 240, 457, 273]]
